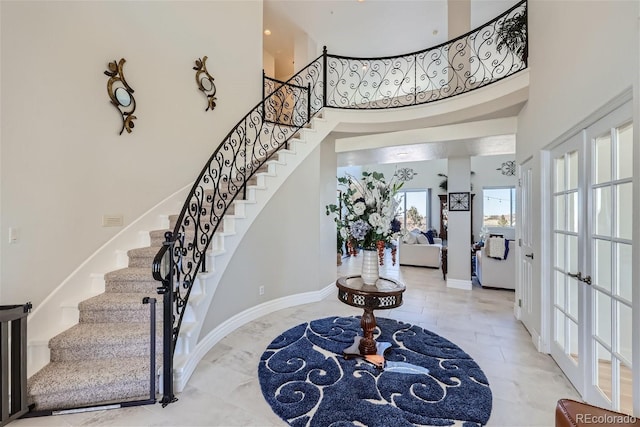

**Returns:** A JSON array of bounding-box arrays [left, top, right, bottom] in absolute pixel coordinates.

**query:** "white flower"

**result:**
[[353, 202, 366, 216], [347, 214, 355, 221], [340, 228, 349, 239], [368, 212, 384, 229]]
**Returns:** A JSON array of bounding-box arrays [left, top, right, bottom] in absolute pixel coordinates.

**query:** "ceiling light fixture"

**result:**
[[397, 152, 408, 157], [264, 29, 271, 36]]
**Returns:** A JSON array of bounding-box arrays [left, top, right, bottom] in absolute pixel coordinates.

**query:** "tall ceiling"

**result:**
[[263, 0, 519, 73], [262, 0, 523, 165]]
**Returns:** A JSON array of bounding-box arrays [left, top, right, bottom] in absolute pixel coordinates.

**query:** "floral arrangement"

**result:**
[[326, 171, 403, 265]]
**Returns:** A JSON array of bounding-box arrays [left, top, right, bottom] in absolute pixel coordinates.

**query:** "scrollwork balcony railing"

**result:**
[[155, 0, 526, 407], [323, 0, 526, 109]]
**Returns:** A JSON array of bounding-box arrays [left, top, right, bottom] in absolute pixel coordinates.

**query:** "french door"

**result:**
[[551, 131, 585, 392], [550, 103, 634, 414]]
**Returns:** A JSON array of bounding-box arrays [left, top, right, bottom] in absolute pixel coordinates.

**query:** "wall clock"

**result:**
[[448, 192, 470, 211]]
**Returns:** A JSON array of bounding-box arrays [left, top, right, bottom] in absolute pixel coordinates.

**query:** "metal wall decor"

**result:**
[[193, 56, 217, 111], [395, 167, 418, 182], [497, 160, 515, 176], [448, 192, 471, 211], [104, 59, 137, 135]]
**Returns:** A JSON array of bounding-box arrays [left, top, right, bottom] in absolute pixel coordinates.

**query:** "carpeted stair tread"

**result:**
[[27, 357, 159, 410], [105, 267, 155, 282], [79, 293, 160, 323], [50, 322, 162, 349], [127, 246, 159, 259], [104, 267, 158, 293], [127, 246, 164, 268], [149, 229, 172, 247], [148, 226, 222, 247], [49, 323, 162, 361], [80, 292, 157, 310]]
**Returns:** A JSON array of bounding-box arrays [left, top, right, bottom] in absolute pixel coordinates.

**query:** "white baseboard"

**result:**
[[446, 278, 472, 290], [174, 281, 335, 392]]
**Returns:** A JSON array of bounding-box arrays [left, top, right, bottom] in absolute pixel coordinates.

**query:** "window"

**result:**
[[396, 190, 431, 231], [483, 187, 516, 227]]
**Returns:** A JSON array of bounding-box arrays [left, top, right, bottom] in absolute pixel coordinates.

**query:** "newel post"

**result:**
[[322, 46, 327, 107]]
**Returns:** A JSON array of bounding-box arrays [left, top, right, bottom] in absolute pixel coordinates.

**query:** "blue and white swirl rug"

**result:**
[[258, 316, 492, 427]]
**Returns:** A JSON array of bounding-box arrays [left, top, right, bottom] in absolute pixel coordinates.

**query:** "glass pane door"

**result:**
[[588, 120, 633, 414], [551, 132, 584, 391]]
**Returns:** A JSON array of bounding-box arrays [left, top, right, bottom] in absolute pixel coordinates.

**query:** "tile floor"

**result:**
[[14, 254, 580, 426]]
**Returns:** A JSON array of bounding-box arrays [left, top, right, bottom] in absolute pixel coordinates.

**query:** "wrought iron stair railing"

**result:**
[[152, 0, 526, 406]]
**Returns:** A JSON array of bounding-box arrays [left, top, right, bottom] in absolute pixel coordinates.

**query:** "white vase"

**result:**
[[361, 249, 380, 285]]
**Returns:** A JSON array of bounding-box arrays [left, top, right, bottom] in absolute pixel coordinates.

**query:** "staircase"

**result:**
[[26, 225, 175, 409], [25, 120, 329, 411], [24, 1, 528, 410]]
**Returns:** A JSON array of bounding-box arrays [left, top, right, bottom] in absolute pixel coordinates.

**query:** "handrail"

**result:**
[[153, 0, 526, 406], [152, 58, 321, 405]]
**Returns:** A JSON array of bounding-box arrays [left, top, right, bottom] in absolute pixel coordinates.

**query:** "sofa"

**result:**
[[398, 230, 442, 268], [475, 238, 515, 289], [556, 399, 639, 426]]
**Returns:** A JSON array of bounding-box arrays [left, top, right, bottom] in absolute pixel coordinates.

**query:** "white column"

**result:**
[[447, 0, 471, 92], [446, 156, 472, 290]]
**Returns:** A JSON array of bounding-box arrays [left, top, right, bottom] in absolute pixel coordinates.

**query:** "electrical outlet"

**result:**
[[259, 286, 265, 295]]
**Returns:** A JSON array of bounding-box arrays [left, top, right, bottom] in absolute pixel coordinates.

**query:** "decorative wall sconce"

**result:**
[[104, 59, 137, 135], [497, 160, 516, 176], [193, 56, 217, 111], [394, 167, 418, 182]]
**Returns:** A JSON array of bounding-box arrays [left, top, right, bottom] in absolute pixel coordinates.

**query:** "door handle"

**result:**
[[567, 272, 592, 285], [568, 271, 582, 281], [525, 253, 534, 259]]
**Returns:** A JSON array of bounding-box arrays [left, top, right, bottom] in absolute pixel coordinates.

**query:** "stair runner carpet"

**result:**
[[25, 175, 254, 411]]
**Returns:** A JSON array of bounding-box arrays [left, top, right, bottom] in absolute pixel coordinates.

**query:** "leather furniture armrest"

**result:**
[[556, 399, 639, 427]]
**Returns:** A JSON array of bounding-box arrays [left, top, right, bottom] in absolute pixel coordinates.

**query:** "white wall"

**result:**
[[200, 138, 337, 335], [516, 0, 639, 340], [0, 1, 263, 306], [263, 50, 275, 78], [470, 0, 520, 28]]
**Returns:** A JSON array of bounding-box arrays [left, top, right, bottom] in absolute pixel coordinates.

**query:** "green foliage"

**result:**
[[437, 172, 475, 192], [406, 206, 425, 230], [496, 12, 528, 64]]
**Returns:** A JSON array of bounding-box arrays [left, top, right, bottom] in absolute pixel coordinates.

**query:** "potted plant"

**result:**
[[437, 172, 475, 192], [496, 11, 528, 66]]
